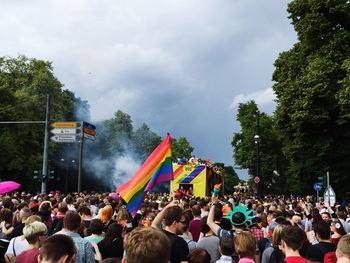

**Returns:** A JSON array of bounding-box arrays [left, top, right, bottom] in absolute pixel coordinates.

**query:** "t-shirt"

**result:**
[[163, 229, 189, 263], [197, 235, 220, 262], [306, 242, 336, 262], [85, 235, 104, 244], [189, 219, 201, 242], [5, 236, 29, 257], [15, 247, 40, 263], [284, 256, 309, 263]]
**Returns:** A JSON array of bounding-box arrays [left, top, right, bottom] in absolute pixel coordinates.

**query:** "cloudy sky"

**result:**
[[0, 0, 297, 178]]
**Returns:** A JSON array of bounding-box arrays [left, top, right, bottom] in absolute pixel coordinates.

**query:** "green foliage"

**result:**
[[271, 0, 350, 195], [215, 163, 240, 194], [133, 123, 162, 161], [0, 56, 79, 192], [171, 137, 194, 159]]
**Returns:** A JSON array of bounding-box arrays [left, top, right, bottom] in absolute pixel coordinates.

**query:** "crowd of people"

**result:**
[[0, 190, 349, 263]]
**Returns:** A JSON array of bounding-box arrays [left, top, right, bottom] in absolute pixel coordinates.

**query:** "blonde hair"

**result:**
[[272, 224, 286, 246], [23, 221, 47, 244], [25, 215, 42, 225], [234, 231, 256, 259], [124, 227, 171, 263], [336, 235, 350, 259]]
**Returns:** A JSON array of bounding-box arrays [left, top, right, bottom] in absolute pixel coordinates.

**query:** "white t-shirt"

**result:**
[[5, 235, 29, 256]]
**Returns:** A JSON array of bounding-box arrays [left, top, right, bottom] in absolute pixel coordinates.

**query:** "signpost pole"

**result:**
[[327, 171, 330, 205], [41, 95, 50, 194], [78, 121, 84, 193]]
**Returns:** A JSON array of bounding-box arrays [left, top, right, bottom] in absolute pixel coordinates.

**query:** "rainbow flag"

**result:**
[[116, 134, 173, 216]]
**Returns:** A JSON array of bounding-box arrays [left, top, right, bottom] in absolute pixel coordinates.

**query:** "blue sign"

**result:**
[[83, 121, 96, 130], [314, 183, 322, 192]]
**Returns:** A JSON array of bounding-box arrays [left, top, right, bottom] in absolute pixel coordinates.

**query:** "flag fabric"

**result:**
[[116, 134, 173, 216]]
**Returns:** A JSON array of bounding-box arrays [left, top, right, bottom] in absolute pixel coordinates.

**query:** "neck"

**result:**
[[164, 225, 177, 234], [284, 247, 301, 257], [318, 238, 331, 243]]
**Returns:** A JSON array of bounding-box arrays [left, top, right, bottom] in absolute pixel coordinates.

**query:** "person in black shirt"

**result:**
[[306, 220, 336, 262], [152, 200, 189, 263]]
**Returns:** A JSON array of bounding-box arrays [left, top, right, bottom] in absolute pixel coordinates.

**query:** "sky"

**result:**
[[0, 0, 297, 179]]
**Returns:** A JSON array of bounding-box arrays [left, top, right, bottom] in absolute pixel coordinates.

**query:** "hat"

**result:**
[[224, 202, 254, 227]]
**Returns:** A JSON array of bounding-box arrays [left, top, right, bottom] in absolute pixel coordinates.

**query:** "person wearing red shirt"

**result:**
[[281, 226, 309, 263]]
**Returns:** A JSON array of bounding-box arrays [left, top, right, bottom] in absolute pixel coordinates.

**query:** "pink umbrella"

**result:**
[[108, 192, 120, 202], [0, 181, 21, 194]]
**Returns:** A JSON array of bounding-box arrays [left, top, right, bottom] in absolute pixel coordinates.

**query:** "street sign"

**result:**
[[324, 185, 336, 206], [313, 183, 322, 192], [50, 135, 80, 143], [254, 176, 260, 184], [84, 133, 96, 141], [83, 121, 96, 130], [51, 128, 81, 135], [83, 127, 96, 136], [51, 122, 78, 128]]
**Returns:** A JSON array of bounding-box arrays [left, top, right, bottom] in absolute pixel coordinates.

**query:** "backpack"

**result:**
[[269, 246, 285, 263]]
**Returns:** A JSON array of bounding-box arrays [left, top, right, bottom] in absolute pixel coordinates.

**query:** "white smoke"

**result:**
[[112, 155, 141, 188]]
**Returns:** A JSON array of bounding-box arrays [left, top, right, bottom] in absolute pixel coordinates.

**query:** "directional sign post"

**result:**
[[314, 182, 322, 202], [50, 122, 81, 143], [51, 135, 80, 143]]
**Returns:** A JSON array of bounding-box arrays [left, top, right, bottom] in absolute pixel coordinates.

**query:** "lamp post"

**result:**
[[254, 110, 262, 199]]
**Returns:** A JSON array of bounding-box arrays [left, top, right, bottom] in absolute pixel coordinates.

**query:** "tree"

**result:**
[[232, 101, 287, 194], [215, 163, 240, 194], [133, 123, 162, 161], [0, 56, 78, 192], [272, 0, 350, 194], [171, 137, 194, 159]]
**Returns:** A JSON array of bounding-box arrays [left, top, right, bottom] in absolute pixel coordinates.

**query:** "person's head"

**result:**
[[281, 226, 306, 253], [77, 206, 92, 219], [163, 206, 185, 234], [39, 201, 53, 212], [100, 205, 113, 224], [192, 205, 201, 218], [187, 248, 211, 263], [123, 227, 171, 263], [321, 212, 331, 223], [234, 231, 256, 259], [2, 197, 14, 210], [330, 219, 346, 237], [0, 208, 13, 224], [20, 207, 32, 222], [63, 211, 82, 231], [103, 223, 123, 245], [200, 216, 211, 234], [58, 202, 68, 214], [336, 235, 350, 262], [90, 218, 103, 235], [271, 224, 286, 246], [23, 221, 47, 245], [39, 234, 76, 263], [313, 220, 331, 241], [219, 236, 234, 256]]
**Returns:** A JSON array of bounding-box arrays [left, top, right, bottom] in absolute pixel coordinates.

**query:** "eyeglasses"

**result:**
[[178, 220, 186, 224]]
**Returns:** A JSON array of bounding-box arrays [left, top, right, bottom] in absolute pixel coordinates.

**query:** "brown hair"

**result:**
[[163, 206, 183, 226], [63, 211, 81, 231], [272, 224, 286, 246], [187, 248, 211, 263], [40, 234, 76, 262], [124, 227, 170, 263], [234, 231, 256, 259], [281, 225, 306, 251]]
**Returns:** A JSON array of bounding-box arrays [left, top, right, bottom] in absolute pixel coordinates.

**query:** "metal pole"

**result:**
[[327, 171, 330, 205], [78, 121, 84, 193], [256, 110, 261, 199], [41, 95, 51, 194], [65, 161, 69, 194]]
